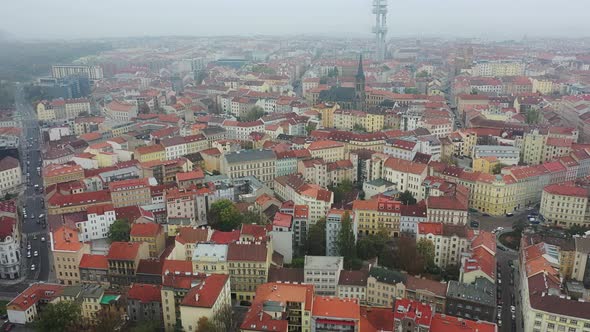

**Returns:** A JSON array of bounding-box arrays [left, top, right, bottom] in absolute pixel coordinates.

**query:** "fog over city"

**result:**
[[1, 0, 589, 40]]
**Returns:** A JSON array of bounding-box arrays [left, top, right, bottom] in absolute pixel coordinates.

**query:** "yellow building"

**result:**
[[532, 78, 555, 94], [352, 197, 401, 237], [312, 102, 340, 128], [521, 130, 545, 165], [130, 223, 166, 258], [106, 242, 150, 286], [227, 242, 272, 301], [179, 274, 231, 332], [108, 177, 152, 208], [366, 266, 406, 308], [134, 144, 165, 162], [472, 156, 500, 174], [306, 140, 346, 162], [56, 284, 105, 324], [333, 109, 385, 132], [192, 243, 229, 274], [220, 149, 276, 188], [36, 102, 56, 121], [540, 183, 588, 227], [42, 164, 84, 187], [50, 226, 91, 285]]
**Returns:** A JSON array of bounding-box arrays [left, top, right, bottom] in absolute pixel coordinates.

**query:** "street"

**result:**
[[471, 210, 525, 332], [0, 87, 51, 297]]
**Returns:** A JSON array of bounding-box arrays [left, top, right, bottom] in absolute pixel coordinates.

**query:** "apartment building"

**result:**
[[274, 174, 333, 223], [304, 255, 343, 296], [540, 183, 589, 227], [220, 150, 276, 188], [6, 283, 65, 325], [171, 226, 211, 261], [227, 241, 272, 301], [179, 274, 231, 332], [50, 226, 90, 285], [78, 204, 116, 242], [311, 296, 360, 331], [126, 283, 163, 325], [165, 186, 213, 231], [352, 196, 401, 237], [104, 100, 138, 121], [382, 157, 428, 200], [130, 223, 166, 258], [307, 140, 346, 162], [106, 241, 150, 286], [109, 177, 153, 208], [79, 254, 109, 286], [417, 222, 470, 268], [366, 266, 407, 308], [426, 196, 468, 225], [192, 243, 228, 274], [135, 144, 166, 163], [337, 270, 368, 304], [325, 209, 355, 256], [43, 163, 84, 187], [473, 145, 520, 166], [0, 209, 20, 279], [0, 157, 21, 196], [384, 138, 418, 161]]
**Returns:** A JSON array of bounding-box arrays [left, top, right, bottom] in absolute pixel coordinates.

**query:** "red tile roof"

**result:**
[[543, 183, 587, 197], [86, 203, 115, 215], [176, 227, 210, 244], [180, 274, 229, 308], [313, 296, 360, 320], [393, 298, 433, 327], [79, 254, 108, 270], [240, 224, 267, 241], [108, 177, 151, 191], [48, 190, 111, 207], [0, 156, 19, 172], [384, 157, 427, 175], [427, 196, 467, 211], [107, 242, 142, 261], [227, 242, 268, 262], [176, 169, 205, 182], [135, 144, 165, 155], [272, 212, 292, 228], [51, 225, 84, 251], [130, 223, 162, 237], [308, 140, 345, 151], [210, 230, 241, 244], [417, 222, 443, 235], [127, 283, 162, 303], [430, 313, 496, 332], [7, 283, 64, 311]]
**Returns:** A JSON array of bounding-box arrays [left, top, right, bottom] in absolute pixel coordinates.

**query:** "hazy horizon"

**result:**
[[1, 0, 589, 41]]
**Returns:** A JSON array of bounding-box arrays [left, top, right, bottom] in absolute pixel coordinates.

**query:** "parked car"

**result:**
[[33, 251, 38, 257], [506, 212, 514, 217], [30, 264, 35, 271], [470, 220, 480, 228]]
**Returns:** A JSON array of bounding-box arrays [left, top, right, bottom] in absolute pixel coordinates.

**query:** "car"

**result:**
[[26, 243, 31, 250], [26, 251, 31, 258], [510, 305, 515, 313], [33, 234, 37, 240], [240, 300, 252, 306], [33, 251, 38, 257], [482, 213, 490, 217], [30, 264, 35, 271], [506, 212, 514, 217], [39, 214, 45, 219], [497, 320, 502, 327], [470, 220, 480, 228], [509, 278, 514, 285], [511, 312, 516, 320], [498, 279, 502, 285], [498, 246, 506, 251], [497, 227, 505, 231], [41, 237, 45, 242], [498, 272, 502, 279]]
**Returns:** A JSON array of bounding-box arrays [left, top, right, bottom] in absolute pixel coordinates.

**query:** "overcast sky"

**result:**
[[1, 0, 589, 40]]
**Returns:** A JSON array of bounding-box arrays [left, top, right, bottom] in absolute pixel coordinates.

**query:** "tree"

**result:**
[[405, 87, 419, 94], [440, 156, 458, 166], [242, 106, 265, 121], [512, 218, 528, 234], [525, 108, 540, 124], [213, 304, 237, 332], [352, 123, 366, 132], [131, 320, 160, 332], [492, 163, 505, 175], [305, 218, 326, 255], [92, 308, 125, 332], [305, 122, 317, 135], [196, 317, 216, 332], [330, 180, 354, 204], [241, 211, 265, 225], [566, 224, 590, 237], [336, 212, 356, 262], [208, 199, 242, 231], [416, 238, 436, 269], [416, 71, 429, 78], [442, 264, 461, 281], [34, 301, 81, 332], [356, 231, 389, 260], [107, 219, 130, 243], [399, 190, 417, 205]]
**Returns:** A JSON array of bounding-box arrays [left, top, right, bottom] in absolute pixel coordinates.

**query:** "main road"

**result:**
[[0, 86, 50, 296]]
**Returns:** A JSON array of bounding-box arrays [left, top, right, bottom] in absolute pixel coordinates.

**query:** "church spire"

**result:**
[[356, 54, 365, 79]]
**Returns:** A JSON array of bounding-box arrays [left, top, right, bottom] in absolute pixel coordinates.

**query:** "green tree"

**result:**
[[330, 180, 354, 204], [512, 218, 528, 234], [356, 231, 389, 260], [492, 163, 505, 175], [131, 320, 160, 332], [399, 190, 417, 205], [289, 257, 305, 268], [242, 106, 265, 121], [352, 123, 366, 132], [416, 71, 429, 78], [305, 218, 326, 255], [107, 219, 130, 243], [92, 308, 125, 332], [305, 122, 317, 135], [566, 225, 590, 237], [336, 212, 356, 262], [241, 211, 265, 225], [405, 87, 419, 94], [525, 108, 540, 124], [208, 199, 242, 231], [34, 301, 81, 332], [416, 238, 435, 269]]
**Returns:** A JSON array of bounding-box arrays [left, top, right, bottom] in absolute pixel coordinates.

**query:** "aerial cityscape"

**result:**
[[1, 1, 590, 331]]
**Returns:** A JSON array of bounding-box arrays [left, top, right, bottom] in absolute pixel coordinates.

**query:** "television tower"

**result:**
[[372, 0, 388, 61]]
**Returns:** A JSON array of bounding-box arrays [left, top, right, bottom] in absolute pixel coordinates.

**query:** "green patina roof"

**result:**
[[100, 294, 120, 305]]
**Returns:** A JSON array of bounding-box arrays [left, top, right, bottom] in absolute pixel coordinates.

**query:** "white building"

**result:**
[[51, 64, 103, 80], [417, 222, 470, 268], [76, 204, 116, 242], [304, 255, 343, 296], [0, 157, 21, 196], [473, 145, 520, 166], [400, 204, 427, 236], [270, 212, 294, 264], [0, 207, 20, 279], [384, 138, 418, 161], [325, 209, 356, 257]]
